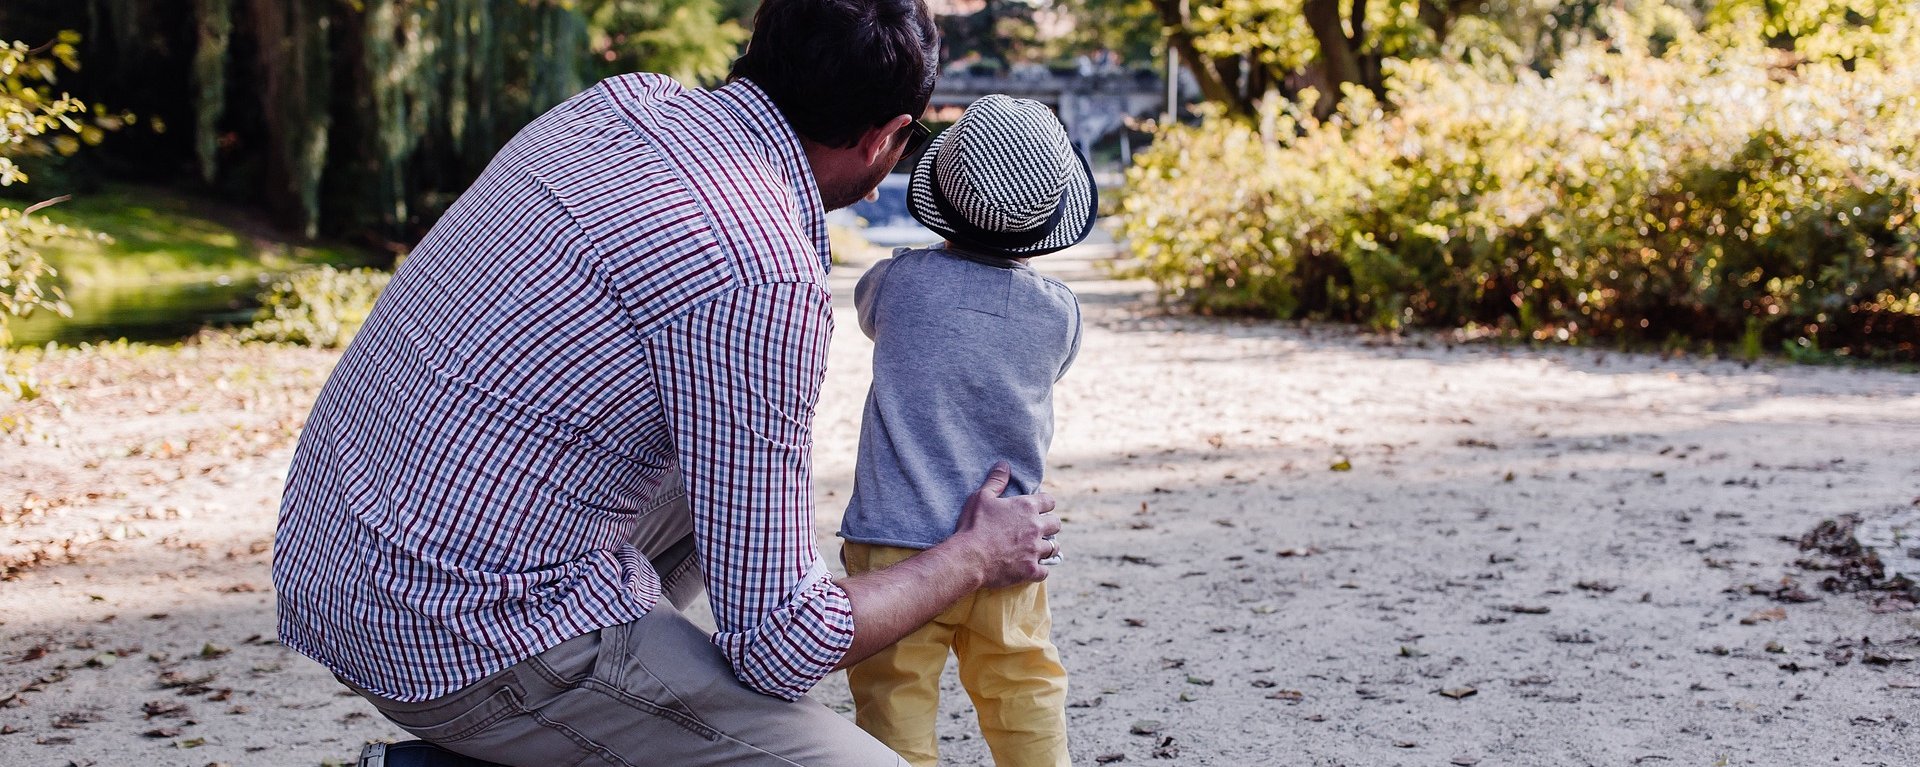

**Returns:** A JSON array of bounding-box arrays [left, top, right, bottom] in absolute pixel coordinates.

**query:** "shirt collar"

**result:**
[[712, 78, 832, 273]]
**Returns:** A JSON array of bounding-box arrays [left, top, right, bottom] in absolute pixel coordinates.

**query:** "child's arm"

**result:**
[[1056, 293, 1083, 382], [853, 255, 898, 340]]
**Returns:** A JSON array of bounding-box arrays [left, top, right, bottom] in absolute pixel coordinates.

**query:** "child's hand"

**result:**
[[952, 461, 1061, 589]]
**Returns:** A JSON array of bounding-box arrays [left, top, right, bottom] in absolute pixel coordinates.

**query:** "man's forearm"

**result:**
[[833, 539, 985, 669], [834, 462, 1058, 670]]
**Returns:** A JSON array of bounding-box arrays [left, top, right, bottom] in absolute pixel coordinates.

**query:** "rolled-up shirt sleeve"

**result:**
[[645, 280, 854, 700]]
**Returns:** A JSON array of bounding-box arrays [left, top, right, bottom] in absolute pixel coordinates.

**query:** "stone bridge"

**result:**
[[932, 71, 1166, 157]]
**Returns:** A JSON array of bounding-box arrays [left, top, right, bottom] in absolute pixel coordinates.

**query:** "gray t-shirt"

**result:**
[[839, 246, 1082, 549]]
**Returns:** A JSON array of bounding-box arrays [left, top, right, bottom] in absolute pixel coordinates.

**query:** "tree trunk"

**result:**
[[1303, 0, 1363, 117], [248, 0, 332, 239], [192, 0, 232, 185], [1145, 0, 1251, 114]]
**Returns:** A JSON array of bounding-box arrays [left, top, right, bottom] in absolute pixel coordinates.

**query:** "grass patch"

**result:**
[[3, 184, 380, 346], [2, 184, 368, 285]]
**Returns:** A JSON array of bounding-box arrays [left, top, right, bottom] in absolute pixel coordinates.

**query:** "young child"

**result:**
[[838, 95, 1094, 767]]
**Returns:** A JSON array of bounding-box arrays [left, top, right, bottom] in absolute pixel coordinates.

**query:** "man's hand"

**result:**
[[950, 461, 1061, 589], [832, 461, 1061, 670]]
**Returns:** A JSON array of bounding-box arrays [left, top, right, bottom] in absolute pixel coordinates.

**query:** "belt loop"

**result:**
[[593, 622, 630, 688]]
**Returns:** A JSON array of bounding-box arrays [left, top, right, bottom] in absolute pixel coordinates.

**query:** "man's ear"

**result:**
[[858, 114, 915, 166]]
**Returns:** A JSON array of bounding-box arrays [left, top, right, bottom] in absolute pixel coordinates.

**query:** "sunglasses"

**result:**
[[897, 119, 933, 160]]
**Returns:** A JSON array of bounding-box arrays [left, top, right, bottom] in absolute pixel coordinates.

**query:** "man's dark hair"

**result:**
[[730, 0, 939, 148]]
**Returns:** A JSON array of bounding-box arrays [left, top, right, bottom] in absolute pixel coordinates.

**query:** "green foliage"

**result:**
[[1049, 0, 1166, 64], [4, 185, 359, 282], [584, 0, 748, 85], [1187, 0, 1432, 75], [2, 35, 87, 188], [0, 199, 98, 343], [6, 0, 747, 245], [1, 34, 98, 344], [1706, 0, 1910, 61], [240, 265, 392, 348], [1120, 11, 1920, 359]]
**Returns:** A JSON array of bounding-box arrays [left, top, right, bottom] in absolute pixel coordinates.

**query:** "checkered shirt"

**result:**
[[271, 75, 853, 703]]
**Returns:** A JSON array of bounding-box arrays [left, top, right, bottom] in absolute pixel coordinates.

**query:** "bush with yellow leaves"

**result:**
[[1120, 7, 1920, 359]]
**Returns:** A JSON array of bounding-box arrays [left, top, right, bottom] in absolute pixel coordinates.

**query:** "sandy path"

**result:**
[[3, 232, 1917, 766]]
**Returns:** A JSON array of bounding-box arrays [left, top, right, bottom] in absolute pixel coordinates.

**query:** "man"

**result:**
[[271, 0, 1062, 763]]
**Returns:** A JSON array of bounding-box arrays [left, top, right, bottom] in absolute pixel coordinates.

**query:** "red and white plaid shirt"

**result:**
[[272, 75, 853, 703]]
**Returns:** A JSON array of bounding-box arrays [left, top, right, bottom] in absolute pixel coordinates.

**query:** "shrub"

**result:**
[[240, 265, 391, 348], [1119, 12, 1920, 359]]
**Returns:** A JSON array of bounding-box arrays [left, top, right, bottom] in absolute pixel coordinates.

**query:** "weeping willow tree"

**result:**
[[331, 0, 591, 241], [0, 0, 748, 249]]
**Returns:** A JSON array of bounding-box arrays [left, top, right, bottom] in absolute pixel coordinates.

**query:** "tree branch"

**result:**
[[20, 196, 72, 218]]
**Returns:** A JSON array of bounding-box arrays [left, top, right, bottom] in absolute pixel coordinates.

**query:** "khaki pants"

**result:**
[[349, 467, 906, 766], [842, 542, 1070, 767]]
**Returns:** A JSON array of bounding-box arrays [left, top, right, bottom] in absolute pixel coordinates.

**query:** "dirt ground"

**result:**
[[3, 232, 1918, 766]]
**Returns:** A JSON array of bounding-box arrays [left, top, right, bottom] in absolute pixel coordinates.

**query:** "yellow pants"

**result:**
[[842, 542, 1070, 767]]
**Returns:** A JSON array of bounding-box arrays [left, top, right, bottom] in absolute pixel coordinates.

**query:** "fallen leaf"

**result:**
[[1095, 755, 1125, 764], [52, 710, 105, 729], [200, 643, 231, 659], [142, 727, 182, 738], [85, 652, 117, 669], [1394, 740, 1418, 748], [1185, 676, 1214, 686], [1068, 696, 1104, 708], [157, 670, 217, 689], [1399, 646, 1428, 658], [1740, 607, 1787, 625], [142, 700, 190, 719], [1129, 720, 1162, 735], [1499, 604, 1551, 615], [1330, 458, 1352, 472], [1266, 689, 1305, 702], [12, 644, 51, 664], [1438, 687, 1478, 700]]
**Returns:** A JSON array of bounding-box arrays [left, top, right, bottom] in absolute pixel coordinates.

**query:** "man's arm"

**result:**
[[648, 281, 853, 700], [648, 282, 1058, 696], [835, 461, 1059, 669]]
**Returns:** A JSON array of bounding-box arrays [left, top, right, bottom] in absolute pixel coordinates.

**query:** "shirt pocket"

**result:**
[[954, 266, 1013, 318]]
